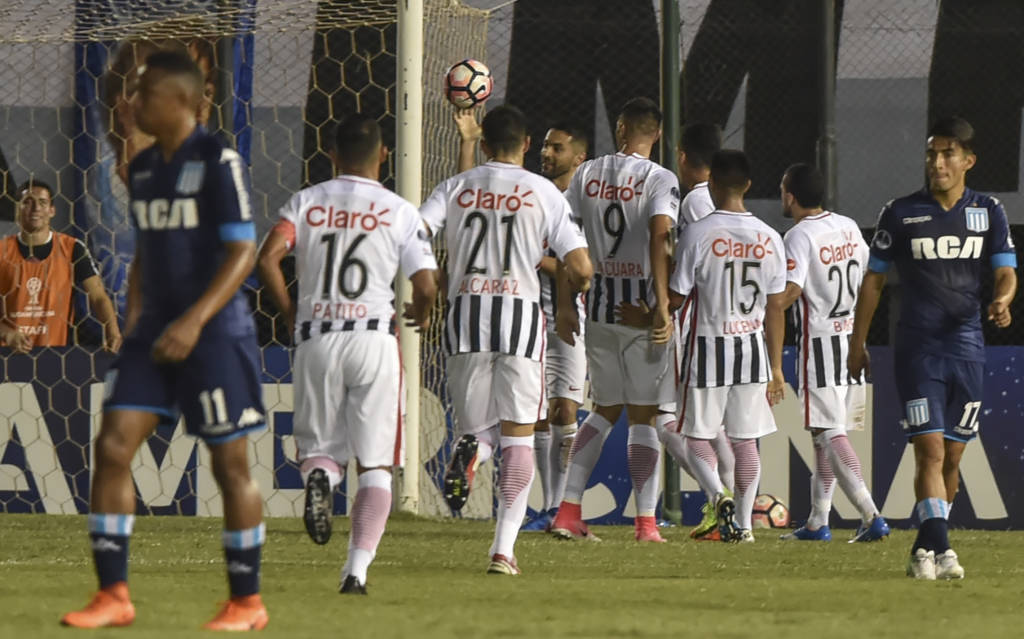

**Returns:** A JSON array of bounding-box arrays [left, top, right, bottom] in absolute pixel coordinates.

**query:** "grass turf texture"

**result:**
[[2, 514, 1021, 638]]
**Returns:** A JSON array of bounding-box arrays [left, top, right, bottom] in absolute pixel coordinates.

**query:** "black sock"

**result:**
[[90, 532, 130, 588], [223, 525, 265, 598]]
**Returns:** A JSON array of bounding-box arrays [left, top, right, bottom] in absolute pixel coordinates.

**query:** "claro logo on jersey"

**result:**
[[305, 203, 391, 231], [711, 234, 773, 259], [456, 186, 534, 211], [131, 198, 198, 230], [585, 177, 644, 201], [819, 231, 860, 264], [910, 236, 983, 260]]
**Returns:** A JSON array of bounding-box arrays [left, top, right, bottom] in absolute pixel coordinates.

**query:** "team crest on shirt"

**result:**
[[176, 161, 206, 195], [905, 398, 930, 426], [964, 207, 989, 233]]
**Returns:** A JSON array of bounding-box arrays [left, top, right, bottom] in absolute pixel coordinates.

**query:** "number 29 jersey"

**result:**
[[672, 211, 786, 388], [565, 152, 680, 324], [784, 212, 868, 388], [420, 161, 588, 361], [276, 175, 438, 341]]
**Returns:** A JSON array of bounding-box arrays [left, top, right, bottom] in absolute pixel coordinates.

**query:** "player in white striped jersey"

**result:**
[[421, 106, 592, 574], [772, 164, 889, 543], [453, 111, 590, 533], [257, 115, 439, 593], [671, 150, 787, 543], [552, 97, 680, 543]]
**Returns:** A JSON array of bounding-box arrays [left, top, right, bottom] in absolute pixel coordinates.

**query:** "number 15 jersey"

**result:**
[[565, 152, 680, 324], [672, 211, 786, 388], [277, 175, 438, 341], [420, 161, 588, 361]]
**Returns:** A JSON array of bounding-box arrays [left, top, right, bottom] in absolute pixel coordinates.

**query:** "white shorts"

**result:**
[[585, 321, 675, 406], [448, 352, 545, 431], [801, 382, 867, 431], [545, 330, 587, 405], [680, 383, 777, 440], [293, 330, 403, 469]]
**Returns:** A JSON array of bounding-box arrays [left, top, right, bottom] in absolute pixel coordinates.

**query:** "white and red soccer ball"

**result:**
[[444, 58, 493, 109], [751, 494, 791, 529]]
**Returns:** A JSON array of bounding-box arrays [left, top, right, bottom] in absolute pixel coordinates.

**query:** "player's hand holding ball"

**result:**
[[988, 298, 1012, 328], [152, 312, 203, 363]]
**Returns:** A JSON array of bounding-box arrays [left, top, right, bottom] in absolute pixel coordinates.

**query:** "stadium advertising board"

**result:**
[[1, 347, 1021, 529]]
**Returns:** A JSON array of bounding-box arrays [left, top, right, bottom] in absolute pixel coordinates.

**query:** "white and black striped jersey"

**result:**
[[784, 212, 868, 389], [537, 253, 587, 331], [565, 152, 680, 324], [277, 175, 438, 343], [672, 211, 786, 388], [420, 161, 588, 361]]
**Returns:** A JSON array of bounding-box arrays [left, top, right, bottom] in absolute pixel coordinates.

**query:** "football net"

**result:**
[[0, 0, 491, 518]]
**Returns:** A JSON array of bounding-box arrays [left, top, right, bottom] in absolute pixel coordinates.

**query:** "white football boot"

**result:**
[[935, 549, 965, 580], [906, 548, 936, 580]]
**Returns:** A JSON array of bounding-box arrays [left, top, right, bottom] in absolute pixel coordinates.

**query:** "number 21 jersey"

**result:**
[[420, 161, 588, 361]]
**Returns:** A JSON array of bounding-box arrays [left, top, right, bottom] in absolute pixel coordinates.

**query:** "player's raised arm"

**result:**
[[454, 108, 482, 173]]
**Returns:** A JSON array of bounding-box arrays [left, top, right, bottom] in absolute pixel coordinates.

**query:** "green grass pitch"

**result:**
[[1, 514, 1022, 638]]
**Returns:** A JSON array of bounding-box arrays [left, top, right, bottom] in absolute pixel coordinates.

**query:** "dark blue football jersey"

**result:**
[[127, 127, 256, 342], [868, 187, 1017, 362]]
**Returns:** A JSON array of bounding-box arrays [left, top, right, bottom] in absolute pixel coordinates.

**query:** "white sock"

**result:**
[[627, 425, 661, 518], [731, 438, 761, 531], [549, 423, 577, 508], [682, 436, 724, 502], [562, 413, 614, 504], [711, 429, 735, 493], [342, 469, 392, 584], [475, 424, 499, 465], [489, 435, 534, 558], [533, 429, 554, 511], [808, 431, 835, 529], [655, 413, 695, 476], [823, 430, 878, 523]]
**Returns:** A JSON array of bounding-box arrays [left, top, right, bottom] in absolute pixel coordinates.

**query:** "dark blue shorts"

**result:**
[[894, 349, 983, 442], [103, 335, 266, 443]]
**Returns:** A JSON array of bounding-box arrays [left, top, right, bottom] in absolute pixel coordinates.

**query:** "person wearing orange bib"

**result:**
[[0, 180, 121, 352]]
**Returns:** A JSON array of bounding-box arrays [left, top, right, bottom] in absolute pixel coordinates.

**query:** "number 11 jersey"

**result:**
[[276, 175, 438, 342]]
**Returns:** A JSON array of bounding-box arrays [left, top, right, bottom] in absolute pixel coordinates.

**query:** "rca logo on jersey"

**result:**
[[584, 177, 644, 201], [711, 234, 773, 259], [131, 198, 199, 230], [910, 236, 983, 260], [456, 186, 534, 211], [305, 204, 391, 231]]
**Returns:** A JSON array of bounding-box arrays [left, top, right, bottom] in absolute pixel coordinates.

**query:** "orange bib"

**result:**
[[0, 233, 78, 347]]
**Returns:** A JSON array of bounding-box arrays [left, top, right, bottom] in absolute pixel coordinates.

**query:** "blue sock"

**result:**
[[89, 513, 134, 589], [913, 498, 949, 553], [223, 524, 265, 597]]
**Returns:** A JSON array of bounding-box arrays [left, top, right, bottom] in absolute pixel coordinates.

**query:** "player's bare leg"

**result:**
[[340, 464, 393, 593], [203, 436, 269, 630], [625, 405, 665, 542], [551, 404, 620, 541], [61, 410, 159, 628], [488, 421, 536, 575], [941, 439, 966, 508]]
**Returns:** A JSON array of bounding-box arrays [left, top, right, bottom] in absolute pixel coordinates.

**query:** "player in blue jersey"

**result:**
[[62, 51, 269, 630], [849, 117, 1017, 580]]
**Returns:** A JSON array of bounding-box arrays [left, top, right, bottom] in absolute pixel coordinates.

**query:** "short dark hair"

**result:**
[[18, 179, 55, 202], [144, 49, 205, 99], [782, 163, 824, 208], [548, 121, 588, 154], [680, 123, 722, 169], [482, 105, 528, 156], [619, 97, 661, 135], [928, 116, 975, 153], [710, 149, 751, 191], [333, 114, 383, 166]]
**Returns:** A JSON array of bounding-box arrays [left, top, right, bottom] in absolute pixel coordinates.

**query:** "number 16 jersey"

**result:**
[[276, 175, 438, 342]]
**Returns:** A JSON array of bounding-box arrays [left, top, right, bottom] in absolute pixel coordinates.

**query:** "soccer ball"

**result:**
[[444, 59, 493, 108], [751, 494, 790, 529]]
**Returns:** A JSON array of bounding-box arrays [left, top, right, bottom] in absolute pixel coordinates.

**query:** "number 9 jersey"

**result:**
[[276, 175, 438, 342]]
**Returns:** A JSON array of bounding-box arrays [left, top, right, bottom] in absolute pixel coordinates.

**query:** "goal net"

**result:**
[[0, 0, 491, 518]]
